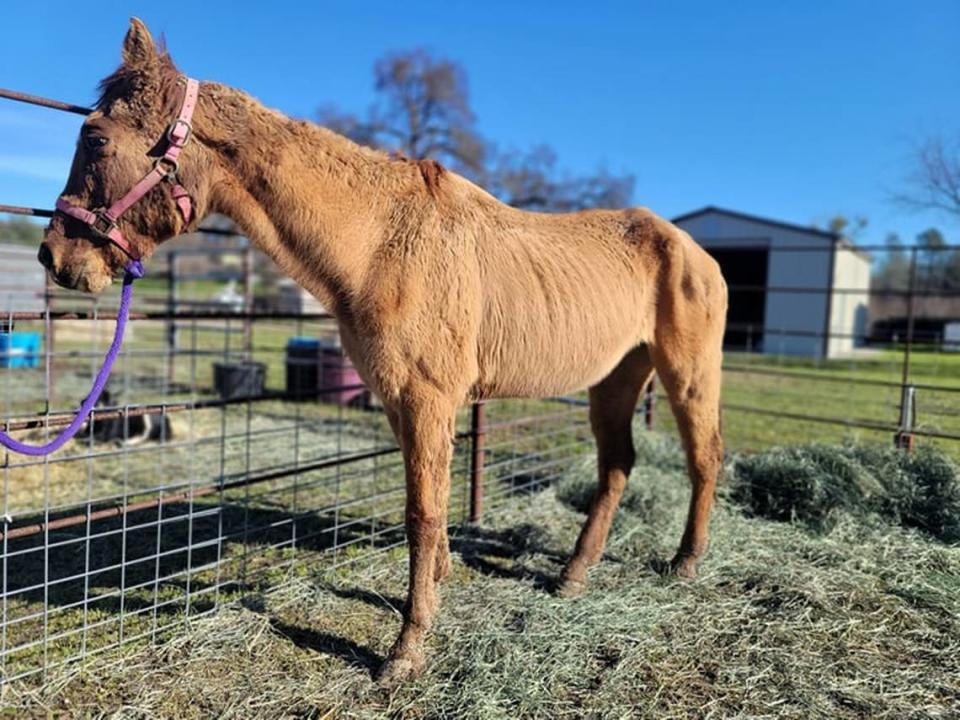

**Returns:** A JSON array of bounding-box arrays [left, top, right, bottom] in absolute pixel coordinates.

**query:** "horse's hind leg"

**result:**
[[558, 345, 653, 598], [650, 305, 725, 578]]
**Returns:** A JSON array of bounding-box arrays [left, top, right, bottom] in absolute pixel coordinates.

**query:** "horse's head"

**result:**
[[39, 18, 214, 293]]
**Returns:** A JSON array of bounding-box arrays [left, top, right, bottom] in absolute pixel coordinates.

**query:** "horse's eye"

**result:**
[[84, 135, 109, 151]]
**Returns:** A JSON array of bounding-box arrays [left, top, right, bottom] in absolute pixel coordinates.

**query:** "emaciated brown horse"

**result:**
[[40, 19, 727, 686]]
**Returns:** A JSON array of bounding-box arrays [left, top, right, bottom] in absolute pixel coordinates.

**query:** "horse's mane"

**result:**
[[95, 43, 181, 115]]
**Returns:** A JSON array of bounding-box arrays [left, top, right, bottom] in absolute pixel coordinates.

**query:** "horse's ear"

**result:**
[[122, 18, 159, 74]]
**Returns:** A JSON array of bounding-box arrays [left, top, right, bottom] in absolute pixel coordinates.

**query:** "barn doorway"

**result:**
[[706, 247, 769, 352]]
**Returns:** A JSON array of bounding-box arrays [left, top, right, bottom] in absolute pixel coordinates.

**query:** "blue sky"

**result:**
[[1, 1, 957, 246]]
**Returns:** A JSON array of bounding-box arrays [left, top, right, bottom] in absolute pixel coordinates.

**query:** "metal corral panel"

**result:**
[[674, 207, 863, 358], [0, 243, 45, 314]]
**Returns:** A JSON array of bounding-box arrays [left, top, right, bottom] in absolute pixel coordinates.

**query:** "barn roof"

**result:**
[[672, 205, 840, 241], [673, 205, 871, 261]]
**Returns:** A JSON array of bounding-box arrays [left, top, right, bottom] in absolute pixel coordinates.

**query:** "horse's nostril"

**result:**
[[38, 243, 54, 270]]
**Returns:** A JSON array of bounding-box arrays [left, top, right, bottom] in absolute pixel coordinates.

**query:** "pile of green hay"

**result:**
[[731, 443, 960, 542], [558, 430, 960, 544]]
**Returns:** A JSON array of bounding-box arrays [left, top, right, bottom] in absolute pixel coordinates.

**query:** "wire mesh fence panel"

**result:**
[[0, 264, 600, 682], [2, 84, 960, 686]]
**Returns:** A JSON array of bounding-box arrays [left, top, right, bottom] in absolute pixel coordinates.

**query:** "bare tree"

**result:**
[[319, 49, 634, 211], [319, 49, 486, 175], [826, 214, 868, 242], [487, 144, 634, 212], [895, 134, 960, 220]]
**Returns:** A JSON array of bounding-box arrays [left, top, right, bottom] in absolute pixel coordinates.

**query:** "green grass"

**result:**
[[5, 431, 958, 718]]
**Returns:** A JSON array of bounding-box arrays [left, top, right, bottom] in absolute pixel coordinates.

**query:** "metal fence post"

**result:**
[[44, 273, 56, 408], [469, 402, 486, 522], [894, 384, 916, 451], [896, 247, 918, 451], [643, 379, 655, 431], [242, 243, 254, 360], [166, 251, 178, 387]]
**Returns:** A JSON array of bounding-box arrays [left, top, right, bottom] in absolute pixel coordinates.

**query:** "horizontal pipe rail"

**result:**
[[0, 87, 91, 115], [0, 203, 54, 218], [0, 383, 368, 432], [5, 309, 333, 321], [0, 444, 403, 541], [722, 363, 960, 394], [0, 416, 494, 542], [720, 401, 960, 441]]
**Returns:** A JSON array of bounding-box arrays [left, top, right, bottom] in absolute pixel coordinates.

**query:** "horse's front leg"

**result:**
[[376, 388, 455, 687]]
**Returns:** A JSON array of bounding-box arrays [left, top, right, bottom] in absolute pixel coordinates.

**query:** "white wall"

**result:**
[[827, 246, 871, 357]]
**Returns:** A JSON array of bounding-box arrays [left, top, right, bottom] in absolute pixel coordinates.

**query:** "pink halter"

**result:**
[[56, 76, 200, 265]]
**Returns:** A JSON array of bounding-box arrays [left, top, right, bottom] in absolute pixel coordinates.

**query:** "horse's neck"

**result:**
[[201, 85, 388, 317]]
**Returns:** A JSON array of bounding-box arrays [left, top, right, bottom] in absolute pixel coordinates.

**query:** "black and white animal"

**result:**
[[82, 388, 173, 447]]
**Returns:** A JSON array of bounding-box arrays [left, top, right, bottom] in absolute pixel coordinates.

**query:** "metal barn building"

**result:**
[[673, 207, 871, 358]]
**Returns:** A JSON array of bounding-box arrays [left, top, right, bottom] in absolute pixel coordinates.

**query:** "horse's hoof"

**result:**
[[555, 575, 587, 598], [670, 554, 698, 579], [375, 651, 426, 689]]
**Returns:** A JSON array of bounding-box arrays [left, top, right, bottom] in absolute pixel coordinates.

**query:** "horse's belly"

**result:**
[[477, 319, 646, 400]]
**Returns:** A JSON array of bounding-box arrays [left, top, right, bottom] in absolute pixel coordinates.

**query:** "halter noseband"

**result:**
[[55, 76, 200, 274]]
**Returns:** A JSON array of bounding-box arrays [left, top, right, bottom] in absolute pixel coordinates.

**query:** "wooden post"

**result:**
[[469, 402, 486, 523]]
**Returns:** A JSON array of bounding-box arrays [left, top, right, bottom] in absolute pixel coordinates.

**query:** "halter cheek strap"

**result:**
[[55, 76, 199, 268]]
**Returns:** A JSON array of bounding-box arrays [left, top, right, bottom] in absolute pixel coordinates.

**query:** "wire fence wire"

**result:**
[[0, 282, 595, 683], [2, 84, 960, 685]]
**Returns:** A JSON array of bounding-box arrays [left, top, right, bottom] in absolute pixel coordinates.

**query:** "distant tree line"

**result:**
[[828, 216, 959, 292], [0, 216, 43, 246], [318, 49, 634, 212], [873, 228, 960, 291]]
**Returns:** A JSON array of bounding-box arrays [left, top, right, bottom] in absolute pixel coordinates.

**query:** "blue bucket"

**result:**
[[0, 332, 42, 369]]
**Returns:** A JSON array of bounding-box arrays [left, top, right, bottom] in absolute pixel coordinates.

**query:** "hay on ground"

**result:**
[[5, 431, 960, 718]]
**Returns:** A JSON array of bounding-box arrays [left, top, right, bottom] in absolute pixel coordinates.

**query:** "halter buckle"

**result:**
[[153, 156, 180, 183], [90, 210, 117, 240], [166, 118, 193, 147]]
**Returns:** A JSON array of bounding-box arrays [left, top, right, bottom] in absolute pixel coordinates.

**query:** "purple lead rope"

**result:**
[[0, 261, 144, 456]]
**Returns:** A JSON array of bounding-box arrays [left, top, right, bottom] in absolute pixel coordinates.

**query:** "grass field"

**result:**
[[4, 431, 958, 718]]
